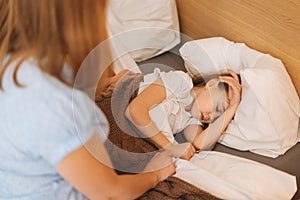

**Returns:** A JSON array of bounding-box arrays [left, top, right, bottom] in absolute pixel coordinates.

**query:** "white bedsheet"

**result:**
[[174, 151, 297, 200]]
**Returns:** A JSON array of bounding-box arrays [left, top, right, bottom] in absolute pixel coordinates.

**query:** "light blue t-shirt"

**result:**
[[0, 58, 109, 200]]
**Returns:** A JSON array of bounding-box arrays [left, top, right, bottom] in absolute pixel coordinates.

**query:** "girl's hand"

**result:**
[[219, 70, 242, 107], [96, 69, 134, 97], [164, 142, 196, 160], [108, 69, 134, 85], [143, 151, 176, 181]]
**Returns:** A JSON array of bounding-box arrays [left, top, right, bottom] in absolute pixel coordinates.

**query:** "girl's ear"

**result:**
[[205, 78, 219, 88]]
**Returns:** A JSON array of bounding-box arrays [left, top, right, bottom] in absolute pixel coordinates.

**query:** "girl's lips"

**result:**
[[200, 113, 211, 123]]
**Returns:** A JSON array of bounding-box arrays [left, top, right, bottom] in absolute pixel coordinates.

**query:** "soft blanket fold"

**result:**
[[95, 73, 220, 200]]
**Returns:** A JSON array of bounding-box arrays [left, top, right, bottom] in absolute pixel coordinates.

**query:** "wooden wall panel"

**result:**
[[176, 0, 300, 96]]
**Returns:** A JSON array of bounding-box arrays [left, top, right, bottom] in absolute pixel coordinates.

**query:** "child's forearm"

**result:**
[[147, 131, 171, 148], [125, 106, 171, 148], [131, 118, 171, 148]]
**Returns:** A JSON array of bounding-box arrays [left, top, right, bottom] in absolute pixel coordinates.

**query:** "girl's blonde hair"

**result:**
[[0, 0, 107, 89]]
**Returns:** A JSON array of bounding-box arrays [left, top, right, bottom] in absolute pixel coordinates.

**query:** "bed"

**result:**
[[138, 43, 300, 200], [102, 0, 300, 199]]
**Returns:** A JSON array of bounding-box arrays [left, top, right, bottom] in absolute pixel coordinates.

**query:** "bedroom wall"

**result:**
[[176, 0, 300, 96]]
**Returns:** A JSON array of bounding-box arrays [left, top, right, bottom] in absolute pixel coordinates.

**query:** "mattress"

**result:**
[[137, 44, 300, 200]]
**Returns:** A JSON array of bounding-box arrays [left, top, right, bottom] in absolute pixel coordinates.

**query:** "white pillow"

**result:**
[[179, 37, 300, 158], [106, 0, 180, 62]]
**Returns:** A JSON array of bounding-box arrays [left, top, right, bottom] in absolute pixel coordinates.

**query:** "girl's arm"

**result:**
[[187, 104, 239, 150], [186, 70, 242, 150], [183, 124, 203, 146], [96, 69, 132, 97], [125, 78, 195, 160], [55, 135, 175, 200], [125, 78, 169, 147]]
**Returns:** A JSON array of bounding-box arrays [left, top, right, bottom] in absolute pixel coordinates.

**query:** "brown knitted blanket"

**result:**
[[95, 73, 221, 200]]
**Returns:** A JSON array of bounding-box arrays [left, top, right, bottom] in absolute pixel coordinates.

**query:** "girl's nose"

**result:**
[[204, 112, 213, 121]]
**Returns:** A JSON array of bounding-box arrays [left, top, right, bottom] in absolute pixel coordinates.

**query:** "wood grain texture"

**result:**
[[176, 0, 300, 96]]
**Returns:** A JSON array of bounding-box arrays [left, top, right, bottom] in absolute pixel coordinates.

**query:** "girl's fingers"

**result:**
[[110, 69, 134, 83], [180, 143, 196, 160], [219, 76, 241, 92], [219, 76, 242, 105], [227, 69, 239, 82], [220, 75, 241, 87], [189, 145, 196, 155]]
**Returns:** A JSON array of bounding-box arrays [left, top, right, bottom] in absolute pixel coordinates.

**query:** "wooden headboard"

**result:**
[[176, 0, 300, 96]]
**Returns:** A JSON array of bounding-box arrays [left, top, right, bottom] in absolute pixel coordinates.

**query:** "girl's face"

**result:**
[[190, 80, 228, 123]]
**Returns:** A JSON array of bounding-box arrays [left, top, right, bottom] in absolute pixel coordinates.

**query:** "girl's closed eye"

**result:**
[[216, 104, 220, 113]]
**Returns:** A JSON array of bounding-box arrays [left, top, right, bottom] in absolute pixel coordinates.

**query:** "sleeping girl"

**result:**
[[125, 68, 242, 160]]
